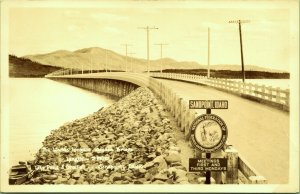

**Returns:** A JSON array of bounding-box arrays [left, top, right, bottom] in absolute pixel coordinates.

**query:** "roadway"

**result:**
[[157, 78, 289, 184]]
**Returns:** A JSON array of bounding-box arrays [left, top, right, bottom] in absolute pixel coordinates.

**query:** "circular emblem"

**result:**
[[190, 114, 228, 153]]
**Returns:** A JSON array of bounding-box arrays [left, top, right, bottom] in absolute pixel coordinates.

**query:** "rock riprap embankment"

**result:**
[[28, 87, 193, 184]]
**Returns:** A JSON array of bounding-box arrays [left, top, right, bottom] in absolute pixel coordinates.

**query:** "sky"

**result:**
[[8, 2, 296, 71]]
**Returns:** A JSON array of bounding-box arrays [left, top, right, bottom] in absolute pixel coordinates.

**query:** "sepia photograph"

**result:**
[[0, 0, 299, 192]]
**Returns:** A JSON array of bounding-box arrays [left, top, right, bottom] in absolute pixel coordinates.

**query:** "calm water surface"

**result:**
[[9, 78, 115, 166]]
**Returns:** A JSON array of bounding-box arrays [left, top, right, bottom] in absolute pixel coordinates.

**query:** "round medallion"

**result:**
[[190, 114, 228, 153]]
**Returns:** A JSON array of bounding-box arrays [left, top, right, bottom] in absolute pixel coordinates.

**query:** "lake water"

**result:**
[[8, 78, 115, 166]]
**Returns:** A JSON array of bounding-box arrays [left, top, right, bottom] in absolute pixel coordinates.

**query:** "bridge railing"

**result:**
[[149, 77, 267, 184], [150, 73, 289, 111], [47, 68, 99, 76]]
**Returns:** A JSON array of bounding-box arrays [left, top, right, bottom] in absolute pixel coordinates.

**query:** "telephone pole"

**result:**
[[138, 26, 158, 73], [207, 27, 210, 78], [154, 43, 168, 73], [121, 44, 132, 72], [105, 49, 108, 72], [89, 55, 92, 73], [128, 52, 136, 72], [229, 20, 250, 83]]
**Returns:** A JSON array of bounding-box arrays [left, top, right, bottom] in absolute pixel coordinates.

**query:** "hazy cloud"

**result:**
[[90, 13, 129, 22], [102, 26, 121, 34]]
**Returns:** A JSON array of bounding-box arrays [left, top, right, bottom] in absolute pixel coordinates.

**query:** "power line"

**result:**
[[105, 49, 108, 73], [229, 20, 250, 83], [154, 43, 168, 73], [138, 26, 159, 73], [121, 44, 132, 72]]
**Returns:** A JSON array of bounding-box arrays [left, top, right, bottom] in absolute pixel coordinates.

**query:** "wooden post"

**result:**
[[184, 110, 192, 139], [176, 98, 182, 125], [261, 85, 266, 99], [180, 102, 185, 131], [268, 87, 273, 101], [275, 87, 281, 103], [285, 89, 290, 106], [238, 82, 241, 93], [211, 150, 224, 184], [225, 146, 239, 184], [254, 84, 259, 97]]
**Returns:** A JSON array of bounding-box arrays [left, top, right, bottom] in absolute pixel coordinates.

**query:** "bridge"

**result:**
[[46, 71, 289, 184]]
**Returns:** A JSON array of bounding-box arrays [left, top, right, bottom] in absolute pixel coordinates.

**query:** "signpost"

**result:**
[[188, 100, 228, 184]]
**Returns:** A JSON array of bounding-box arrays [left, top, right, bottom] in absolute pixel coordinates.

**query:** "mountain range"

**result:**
[[23, 47, 287, 73]]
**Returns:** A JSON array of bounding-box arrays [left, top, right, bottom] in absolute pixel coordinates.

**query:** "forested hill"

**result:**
[[9, 55, 61, 77]]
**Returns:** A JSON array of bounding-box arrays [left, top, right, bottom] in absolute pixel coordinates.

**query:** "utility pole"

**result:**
[[154, 43, 168, 73], [207, 27, 210, 78], [138, 26, 158, 73], [98, 59, 101, 73], [105, 49, 108, 72], [89, 54, 92, 74], [128, 52, 136, 72], [109, 57, 112, 72], [121, 44, 132, 72], [229, 20, 250, 83]]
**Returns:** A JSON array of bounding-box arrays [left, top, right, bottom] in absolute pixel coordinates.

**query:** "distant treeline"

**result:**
[[9, 55, 62, 77], [152, 69, 290, 79]]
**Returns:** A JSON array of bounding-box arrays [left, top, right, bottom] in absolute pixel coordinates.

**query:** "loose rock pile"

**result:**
[[27, 87, 194, 184]]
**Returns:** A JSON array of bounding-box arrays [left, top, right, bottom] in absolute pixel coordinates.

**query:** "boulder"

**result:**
[[67, 178, 76, 185], [152, 180, 166, 184], [72, 171, 81, 179], [84, 153, 93, 158], [143, 161, 155, 169], [153, 172, 168, 181], [79, 142, 89, 149], [42, 174, 58, 180], [153, 156, 168, 171], [164, 153, 181, 164], [109, 172, 122, 182]]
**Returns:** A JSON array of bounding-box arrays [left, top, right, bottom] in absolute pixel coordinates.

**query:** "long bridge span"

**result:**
[[46, 72, 289, 184]]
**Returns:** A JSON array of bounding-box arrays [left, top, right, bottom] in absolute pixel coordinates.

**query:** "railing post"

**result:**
[[275, 87, 281, 103], [225, 146, 239, 184], [254, 84, 259, 97], [285, 89, 290, 106], [211, 150, 224, 184], [268, 87, 273, 101], [261, 85, 266, 99]]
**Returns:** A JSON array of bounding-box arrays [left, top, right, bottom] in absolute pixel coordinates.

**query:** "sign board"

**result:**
[[189, 158, 228, 172], [190, 114, 228, 153], [189, 100, 228, 109]]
